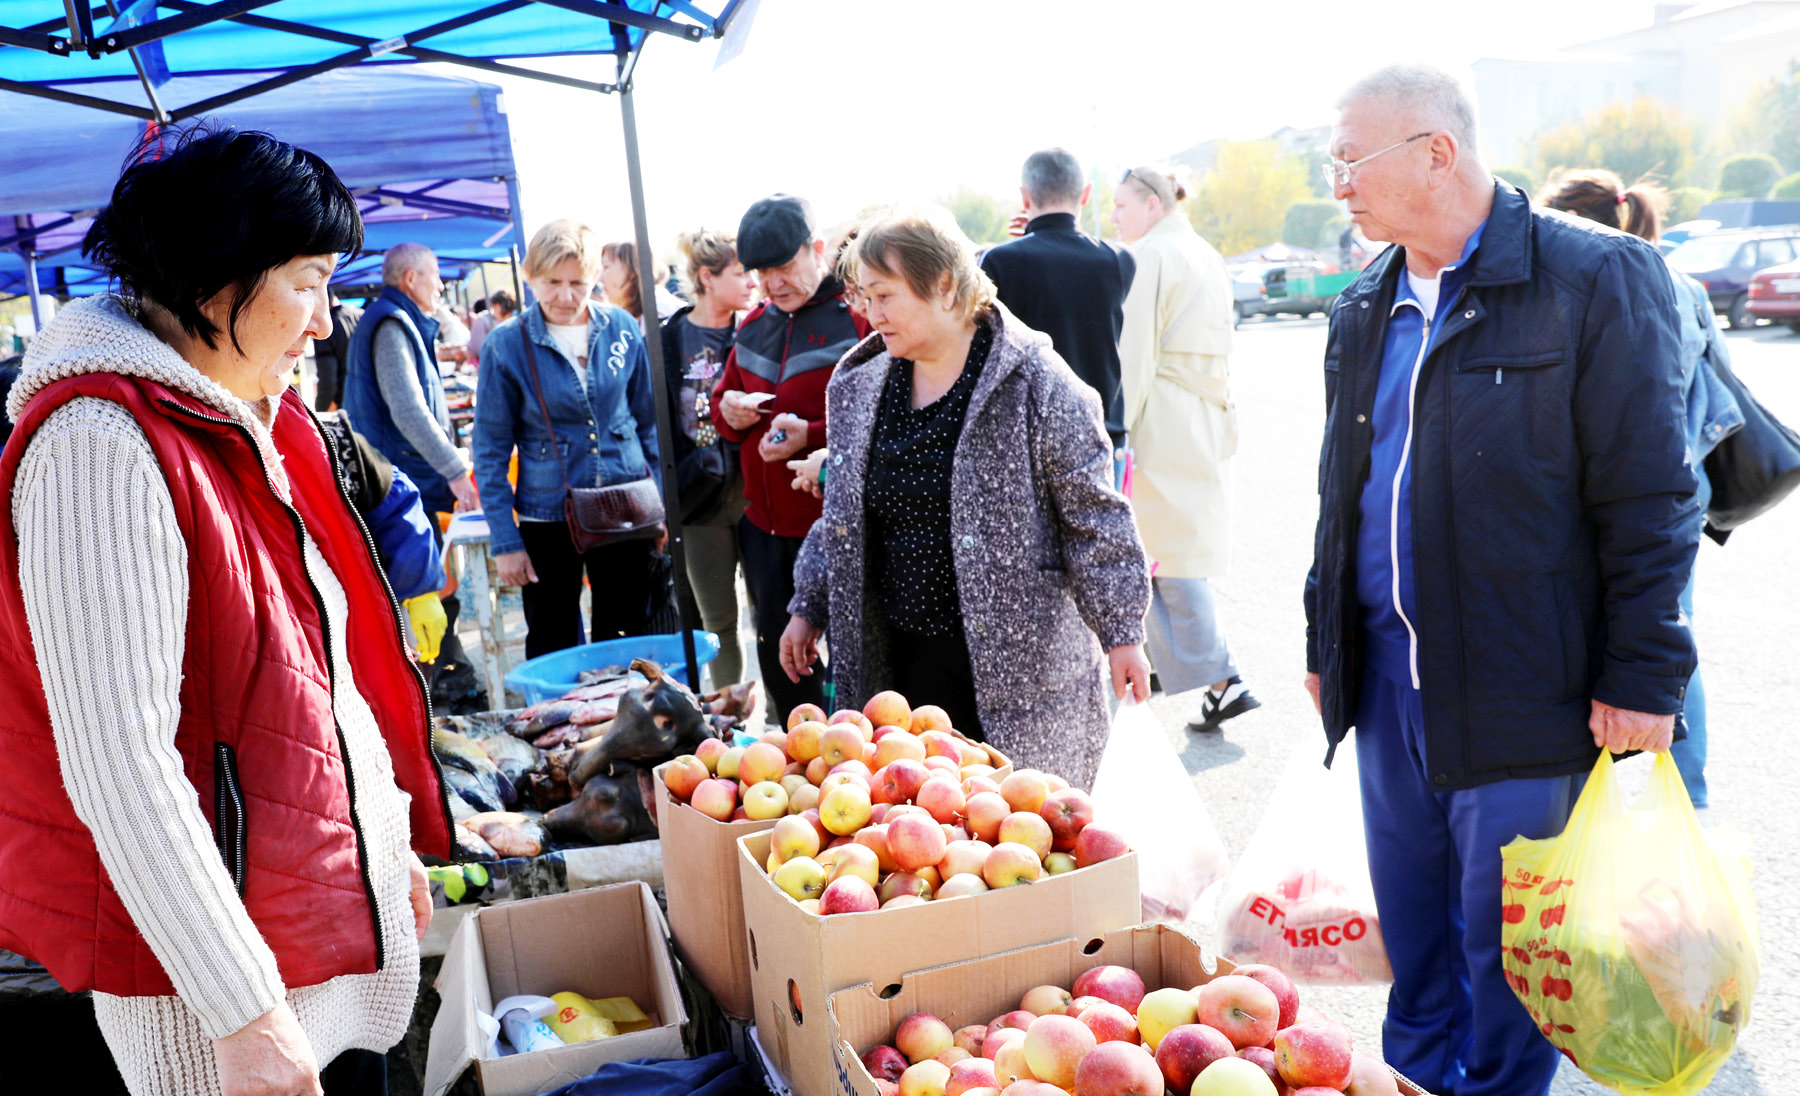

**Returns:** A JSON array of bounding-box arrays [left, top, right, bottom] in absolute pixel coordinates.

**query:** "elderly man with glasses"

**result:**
[[1303, 65, 1698, 1096]]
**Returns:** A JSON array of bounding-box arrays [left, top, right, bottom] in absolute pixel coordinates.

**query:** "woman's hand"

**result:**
[[759, 413, 810, 463], [1107, 644, 1152, 703], [718, 390, 765, 431], [214, 1003, 322, 1096], [409, 854, 433, 943], [788, 449, 828, 498], [494, 550, 538, 587], [779, 615, 823, 683]]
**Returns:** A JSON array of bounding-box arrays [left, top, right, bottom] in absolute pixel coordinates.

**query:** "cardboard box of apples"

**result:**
[[725, 691, 1141, 1096], [655, 693, 1012, 1018], [829, 924, 1427, 1096]]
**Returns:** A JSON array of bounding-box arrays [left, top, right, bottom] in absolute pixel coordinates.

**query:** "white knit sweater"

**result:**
[[9, 296, 420, 1096]]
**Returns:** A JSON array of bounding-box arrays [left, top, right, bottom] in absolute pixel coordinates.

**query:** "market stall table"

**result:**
[[443, 510, 521, 711]]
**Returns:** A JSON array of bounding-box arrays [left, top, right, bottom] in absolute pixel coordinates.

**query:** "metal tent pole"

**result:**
[[618, 79, 701, 695], [21, 247, 45, 333]]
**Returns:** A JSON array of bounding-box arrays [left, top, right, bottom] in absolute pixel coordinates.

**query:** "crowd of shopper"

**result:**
[[0, 56, 1752, 1096]]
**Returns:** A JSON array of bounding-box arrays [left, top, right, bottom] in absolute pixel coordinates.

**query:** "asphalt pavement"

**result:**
[[1153, 314, 1799, 1095]]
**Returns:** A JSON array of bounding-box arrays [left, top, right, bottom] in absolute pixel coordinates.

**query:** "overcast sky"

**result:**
[[429, 0, 1667, 251]]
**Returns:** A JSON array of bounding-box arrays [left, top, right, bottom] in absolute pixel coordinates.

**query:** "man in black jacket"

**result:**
[[981, 148, 1135, 448], [1305, 66, 1697, 1096]]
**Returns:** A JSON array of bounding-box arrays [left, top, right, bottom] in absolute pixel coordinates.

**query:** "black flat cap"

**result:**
[[737, 194, 815, 271]]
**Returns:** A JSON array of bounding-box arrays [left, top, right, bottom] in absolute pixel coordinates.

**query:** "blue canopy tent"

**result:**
[[0, 66, 525, 305], [0, 1, 749, 690]]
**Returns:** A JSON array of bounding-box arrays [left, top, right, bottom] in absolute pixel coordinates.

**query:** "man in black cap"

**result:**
[[710, 194, 869, 724]]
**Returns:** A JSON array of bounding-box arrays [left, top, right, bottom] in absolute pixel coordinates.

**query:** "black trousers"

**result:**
[[518, 521, 657, 660], [737, 515, 825, 724], [887, 623, 984, 741]]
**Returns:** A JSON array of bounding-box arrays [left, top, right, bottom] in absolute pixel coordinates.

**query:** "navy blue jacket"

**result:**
[[342, 287, 455, 515], [1305, 183, 1700, 790], [470, 300, 659, 557]]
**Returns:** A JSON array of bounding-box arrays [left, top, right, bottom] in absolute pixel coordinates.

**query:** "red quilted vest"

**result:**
[[0, 374, 450, 998]]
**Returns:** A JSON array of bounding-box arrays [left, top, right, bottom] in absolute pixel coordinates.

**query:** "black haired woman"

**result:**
[[0, 128, 446, 1095]]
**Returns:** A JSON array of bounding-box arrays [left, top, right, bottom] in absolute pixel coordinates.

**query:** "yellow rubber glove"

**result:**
[[403, 593, 447, 664]]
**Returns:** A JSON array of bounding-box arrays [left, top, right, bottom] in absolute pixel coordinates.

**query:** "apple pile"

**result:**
[[660, 689, 1130, 915], [856, 963, 1404, 1096]]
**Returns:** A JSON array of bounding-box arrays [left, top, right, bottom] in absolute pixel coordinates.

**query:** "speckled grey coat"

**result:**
[[789, 304, 1151, 790]]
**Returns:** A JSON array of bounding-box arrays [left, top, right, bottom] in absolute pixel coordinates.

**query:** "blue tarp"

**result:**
[[0, 66, 520, 296], [0, 2, 719, 119]]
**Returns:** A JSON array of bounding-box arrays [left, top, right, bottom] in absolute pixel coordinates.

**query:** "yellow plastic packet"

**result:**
[[1500, 750, 1758, 1096], [545, 993, 617, 1044], [543, 992, 654, 1043]]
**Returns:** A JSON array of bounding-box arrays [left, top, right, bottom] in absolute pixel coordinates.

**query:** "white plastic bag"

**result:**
[[1090, 698, 1229, 922], [1213, 746, 1391, 984]]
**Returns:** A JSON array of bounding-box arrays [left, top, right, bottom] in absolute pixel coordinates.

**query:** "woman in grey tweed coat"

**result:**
[[779, 206, 1152, 790]]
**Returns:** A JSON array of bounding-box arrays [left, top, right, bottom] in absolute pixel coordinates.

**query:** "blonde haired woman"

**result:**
[[662, 229, 755, 685], [780, 205, 1151, 788], [471, 219, 662, 657], [1112, 166, 1260, 733]]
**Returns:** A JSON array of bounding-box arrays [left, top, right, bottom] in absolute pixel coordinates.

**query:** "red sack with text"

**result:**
[[1213, 747, 1391, 984]]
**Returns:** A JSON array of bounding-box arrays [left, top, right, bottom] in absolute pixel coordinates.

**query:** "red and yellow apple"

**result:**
[[998, 811, 1054, 858], [1075, 1001, 1137, 1045], [1190, 1056, 1278, 1095], [917, 776, 968, 824], [936, 874, 990, 899], [1196, 976, 1280, 1051], [1071, 966, 1146, 1013], [1072, 824, 1129, 868], [864, 690, 912, 732], [690, 777, 738, 821], [771, 814, 822, 862], [663, 755, 709, 801], [1021, 1014, 1095, 1089], [982, 842, 1043, 888], [819, 874, 879, 915], [1271, 1020, 1353, 1089], [787, 719, 828, 762], [896, 1012, 954, 1064], [999, 770, 1050, 815], [1154, 1024, 1235, 1093], [743, 780, 789, 820], [829, 841, 881, 888], [773, 855, 826, 902], [1070, 1040, 1163, 1096], [820, 782, 874, 836], [739, 742, 787, 787], [964, 792, 1011, 843], [1135, 986, 1200, 1050]]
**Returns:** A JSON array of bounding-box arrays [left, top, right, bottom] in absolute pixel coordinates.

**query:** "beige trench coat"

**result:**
[[1118, 213, 1238, 578]]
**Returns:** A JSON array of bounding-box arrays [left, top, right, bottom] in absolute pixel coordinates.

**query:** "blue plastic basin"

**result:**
[[503, 630, 720, 704]]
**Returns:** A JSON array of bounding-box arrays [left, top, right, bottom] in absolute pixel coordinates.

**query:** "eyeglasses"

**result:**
[[1321, 132, 1433, 189]]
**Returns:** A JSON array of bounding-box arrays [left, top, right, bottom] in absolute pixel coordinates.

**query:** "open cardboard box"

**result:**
[[424, 882, 687, 1096], [828, 924, 1432, 1096], [738, 829, 1138, 1096], [655, 732, 1011, 1021]]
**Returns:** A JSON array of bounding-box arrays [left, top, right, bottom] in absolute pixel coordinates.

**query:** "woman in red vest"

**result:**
[[0, 128, 448, 1095]]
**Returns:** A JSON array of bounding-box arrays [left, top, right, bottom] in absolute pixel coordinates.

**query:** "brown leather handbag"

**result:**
[[521, 328, 664, 553]]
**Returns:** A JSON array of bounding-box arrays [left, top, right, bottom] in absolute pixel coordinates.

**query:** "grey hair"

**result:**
[[1022, 148, 1085, 207], [1337, 64, 1481, 164], [382, 242, 436, 287]]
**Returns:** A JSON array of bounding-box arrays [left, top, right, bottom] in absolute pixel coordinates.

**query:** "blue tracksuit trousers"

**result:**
[[1353, 666, 1583, 1096]]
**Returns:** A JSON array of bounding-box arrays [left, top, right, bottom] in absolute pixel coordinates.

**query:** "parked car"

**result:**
[[1747, 257, 1800, 332], [1230, 264, 1271, 325], [1235, 261, 1339, 321], [1665, 228, 1800, 328]]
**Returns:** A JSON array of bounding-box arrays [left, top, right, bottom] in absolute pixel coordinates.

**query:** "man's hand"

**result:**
[[718, 390, 766, 431], [1590, 699, 1676, 754], [759, 413, 809, 463], [779, 615, 822, 683], [1008, 212, 1030, 237], [448, 471, 479, 513], [409, 854, 433, 942], [494, 550, 538, 587], [1303, 672, 1322, 715], [214, 1003, 322, 1096], [788, 449, 827, 498], [1108, 644, 1152, 703]]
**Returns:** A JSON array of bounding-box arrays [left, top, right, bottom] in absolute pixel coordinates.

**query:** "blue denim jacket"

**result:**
[[1668, 265, 1745, 514], [471, 301, 661, 557]]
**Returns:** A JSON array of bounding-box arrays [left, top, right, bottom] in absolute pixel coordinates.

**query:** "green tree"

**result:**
[[1533, 97, 1696, 191], [1773, 172, 1800, 199], [1282, 200, 1344, 249], [1668, 186, 1712, 225], [1493, 166, 1537, 194], [941, 187, 1012, 246], [1188, 140, 1312, 259], [1086, 171, 1117, 240], [1716, 153, 1783, 199]]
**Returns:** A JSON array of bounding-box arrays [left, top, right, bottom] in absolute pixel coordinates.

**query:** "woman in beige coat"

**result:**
[[1113, 166, 1260, 733]]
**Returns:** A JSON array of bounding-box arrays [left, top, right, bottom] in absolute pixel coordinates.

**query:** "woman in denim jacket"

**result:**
[[1543, 170, 1744, 811], [472, 220, 663, 657]]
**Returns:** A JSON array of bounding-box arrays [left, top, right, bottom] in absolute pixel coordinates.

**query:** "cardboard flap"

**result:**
[[424, 908, 495, 1096]]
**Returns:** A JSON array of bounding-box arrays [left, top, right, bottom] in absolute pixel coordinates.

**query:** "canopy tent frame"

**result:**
[[0, 0, 751, 693]]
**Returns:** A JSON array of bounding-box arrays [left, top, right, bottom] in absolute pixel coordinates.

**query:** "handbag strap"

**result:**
[[518, 320, 579, 496]]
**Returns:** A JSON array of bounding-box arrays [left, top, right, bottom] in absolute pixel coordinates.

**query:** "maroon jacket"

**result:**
[[0, 374, 448, 998], [710, 276, 870, 538]]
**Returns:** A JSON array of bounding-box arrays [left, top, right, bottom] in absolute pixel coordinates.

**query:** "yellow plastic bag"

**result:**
[[1500, 750, 1758, 1096]]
